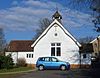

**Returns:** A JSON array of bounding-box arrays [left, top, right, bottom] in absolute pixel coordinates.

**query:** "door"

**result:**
[[43, 57, 52, 68], [50, 57, 60, 69]]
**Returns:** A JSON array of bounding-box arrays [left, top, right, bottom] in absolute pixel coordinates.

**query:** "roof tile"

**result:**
[[7, 40, 34, 52]]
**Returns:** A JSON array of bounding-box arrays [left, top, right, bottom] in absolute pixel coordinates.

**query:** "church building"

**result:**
[[6, 11, 92, 68]]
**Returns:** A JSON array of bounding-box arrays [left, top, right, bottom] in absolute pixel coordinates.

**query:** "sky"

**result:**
[[0, 0, 99, 42]]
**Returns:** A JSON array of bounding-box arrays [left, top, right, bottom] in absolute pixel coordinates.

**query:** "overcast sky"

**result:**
[[0, 0, 98, 42]]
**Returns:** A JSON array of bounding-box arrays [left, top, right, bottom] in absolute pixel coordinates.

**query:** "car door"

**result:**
[[50, 57, 60, 69], [43, 57, 52, 69]]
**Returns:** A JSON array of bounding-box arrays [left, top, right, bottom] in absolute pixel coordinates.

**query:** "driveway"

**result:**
[[13, 69, 92, 78]]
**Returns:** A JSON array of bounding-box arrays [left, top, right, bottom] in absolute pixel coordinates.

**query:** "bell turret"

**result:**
[[52, 11, 62, 22]]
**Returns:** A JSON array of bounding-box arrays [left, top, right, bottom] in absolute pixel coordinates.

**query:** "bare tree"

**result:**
[[78, 36, 94, 68], [70, 0, 100, 32], [33, 18, 52, 40], [78, 36, 94, 44], [72, 0, 100, 13], [0, 28, 6, 55]]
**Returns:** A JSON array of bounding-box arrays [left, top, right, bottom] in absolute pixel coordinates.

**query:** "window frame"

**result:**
[[26, 54, 34, 58], [51, 43, 61, 56], [56, 47, 61, 56]]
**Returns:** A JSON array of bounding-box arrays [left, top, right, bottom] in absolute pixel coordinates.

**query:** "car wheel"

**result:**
[[60, 65, 66, 71], [38, 65, 44, 71]]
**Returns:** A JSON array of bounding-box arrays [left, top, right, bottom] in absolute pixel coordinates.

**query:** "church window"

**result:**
[[27, 54, 28, 58], [51, 47, 55, 56], [26, 54, 33, 58], [51, 43, 61, 56], [54, 33, 57, 36], [31, 54, 33, 58], [29, 54, 31, 58], [51, 43, 55, 46], [56, 47, 61, 56], [57, 43, 60, 46]]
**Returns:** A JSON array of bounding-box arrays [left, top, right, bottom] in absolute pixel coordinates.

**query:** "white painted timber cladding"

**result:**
[[6, 52, 34, 64], [33, 20, 80, 64], [6, 52, 18, 64], [81, 53, 91, 64]]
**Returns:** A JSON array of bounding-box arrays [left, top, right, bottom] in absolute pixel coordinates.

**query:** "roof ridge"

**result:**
[[10, 40, 34, 42]]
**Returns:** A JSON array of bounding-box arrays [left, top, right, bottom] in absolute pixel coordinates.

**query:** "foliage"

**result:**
[[0, 55, 14, 69], [16, 58, 26, 67], [33, 18, 51, 40]]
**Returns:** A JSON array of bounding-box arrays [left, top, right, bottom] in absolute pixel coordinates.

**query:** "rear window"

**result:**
[[38, 57, 45, 61]]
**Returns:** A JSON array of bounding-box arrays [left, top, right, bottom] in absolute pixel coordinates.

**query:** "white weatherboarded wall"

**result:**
[[32, 20, 81, 64], [81, 53, 91, 64], [6, 52, 34, 64]]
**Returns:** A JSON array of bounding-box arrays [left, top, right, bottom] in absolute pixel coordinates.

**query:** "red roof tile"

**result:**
[[7, 40, 34, 52]]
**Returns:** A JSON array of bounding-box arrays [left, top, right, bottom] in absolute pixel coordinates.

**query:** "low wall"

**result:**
[[27, 64, 36, 69], [70, 64, 91, 68]]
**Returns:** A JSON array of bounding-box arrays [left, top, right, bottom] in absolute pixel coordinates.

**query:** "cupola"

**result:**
[[52, 11, 62, 22]]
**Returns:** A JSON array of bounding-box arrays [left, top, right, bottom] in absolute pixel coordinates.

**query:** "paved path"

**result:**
[[14, 69, 91, 78]]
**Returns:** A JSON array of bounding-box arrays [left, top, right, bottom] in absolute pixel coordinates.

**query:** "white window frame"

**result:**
[[51, 43, 61, 56], [26, 54, 33, 58]]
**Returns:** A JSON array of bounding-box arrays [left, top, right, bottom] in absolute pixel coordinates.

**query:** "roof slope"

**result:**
[[7, 40, 34, 52], [90, 36, 100, 43]]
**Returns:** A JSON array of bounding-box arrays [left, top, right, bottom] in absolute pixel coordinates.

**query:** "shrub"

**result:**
[[17, 58, 26, 67], [0, 55, 14, 69]]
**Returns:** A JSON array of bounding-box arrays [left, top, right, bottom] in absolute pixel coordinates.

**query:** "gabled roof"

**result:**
[[90, 36, 100, 43], [7, 40, 34, 52], [31, 19, 81, 47]]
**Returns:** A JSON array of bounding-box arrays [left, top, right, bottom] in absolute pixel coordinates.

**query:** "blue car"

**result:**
[[36, 57, 70, 71]]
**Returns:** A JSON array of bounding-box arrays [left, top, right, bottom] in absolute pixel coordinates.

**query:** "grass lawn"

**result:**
[[0, 67, 33, 73], [0, 67, 34, 78]]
